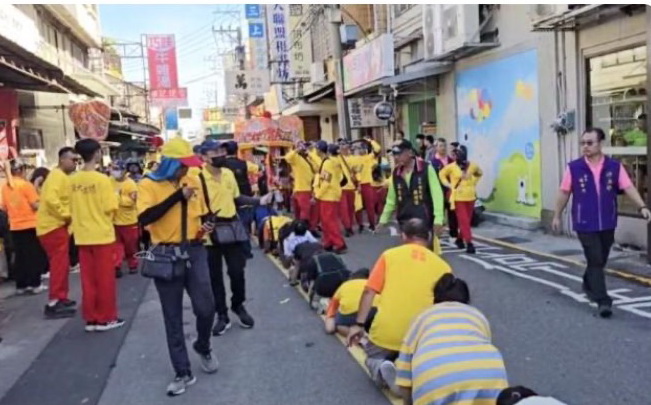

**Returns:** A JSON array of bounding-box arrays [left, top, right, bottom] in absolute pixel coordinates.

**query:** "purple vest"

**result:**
[[569, 157, 620, 233]]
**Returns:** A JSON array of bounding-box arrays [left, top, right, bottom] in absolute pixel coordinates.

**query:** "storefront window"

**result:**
[[588, 45, 648, 215]]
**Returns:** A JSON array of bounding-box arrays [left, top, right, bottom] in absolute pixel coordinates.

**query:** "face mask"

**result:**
[[111, 170, 123, 179], [210, 156, 227, 168]]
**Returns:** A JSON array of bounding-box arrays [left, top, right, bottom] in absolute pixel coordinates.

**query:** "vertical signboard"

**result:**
[[246, 4, 268, 73], [146, 34, 179, 90], [266, 4, 289, 84], [287, 4, 311, 79], [164, 109, 179, 131]]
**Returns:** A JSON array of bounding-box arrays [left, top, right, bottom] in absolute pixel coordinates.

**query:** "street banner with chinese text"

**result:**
[[266, 5, 289, 84], [287, 4, 311, 79], [150, 87, 188, 108], [246, 4, 268, 71], [146, 34, 179, 90], [224, 69, 270, 96]]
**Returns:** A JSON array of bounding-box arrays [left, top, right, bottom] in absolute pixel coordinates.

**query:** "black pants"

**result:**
[[207, 243, 247, 317], [153, 244, 215, 376], [69, 235, 79, 267], [577, 230, 614, 306], [445, 199, 459, 238], [12, 228, 47, 289], [237, 207, 254, 258]]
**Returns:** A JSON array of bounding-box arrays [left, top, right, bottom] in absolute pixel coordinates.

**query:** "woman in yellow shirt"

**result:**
[[438, 145, 482, 253]]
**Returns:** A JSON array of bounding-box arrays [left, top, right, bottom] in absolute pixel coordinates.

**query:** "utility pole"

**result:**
[[212, 24, 248, 119], [327, 5, 351, 140]]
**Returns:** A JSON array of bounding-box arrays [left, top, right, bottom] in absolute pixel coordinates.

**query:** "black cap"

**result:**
[[327, 143, 340, 155], [315, 140, 328, 153], [391, 139, 414, 155]]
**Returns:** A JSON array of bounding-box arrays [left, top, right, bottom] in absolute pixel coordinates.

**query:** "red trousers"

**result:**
[[320, 200, 345, 250], [114, 224, 139, 270], [374, 186, 388, 217], [39, 226, 70, 301], [292, 191, 319, 230], [339, 189, 356, 230], [79, 244, 118, 323], [455, 201, 475, 243], [360, 184, 377, 226]]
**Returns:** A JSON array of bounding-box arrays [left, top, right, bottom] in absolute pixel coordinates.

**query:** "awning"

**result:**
[[383, 62, 452, 87], [531, 4, 625, 31], [281, 100, 337, 117], [69, 71, 120, 97], [0, 55, 69, 93], [428, 42, 500, 62], [303, 82, 335, 103], [343, 78, 385, 98]]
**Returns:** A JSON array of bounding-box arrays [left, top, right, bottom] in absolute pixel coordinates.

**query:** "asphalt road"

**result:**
[[2, 231, 651, 405]]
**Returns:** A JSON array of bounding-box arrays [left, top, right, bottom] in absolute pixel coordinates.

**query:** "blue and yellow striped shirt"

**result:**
[[395, 302, 508, 405]]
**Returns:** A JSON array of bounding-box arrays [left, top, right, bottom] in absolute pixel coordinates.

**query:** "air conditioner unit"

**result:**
[[529, 4, 569, 22], [310, 61, 326, 85], [439, 4, 479, 54], [423, 4, 442, 60]]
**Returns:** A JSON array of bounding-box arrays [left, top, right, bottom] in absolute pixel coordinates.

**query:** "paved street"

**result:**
[[1, 230, 651, 405]]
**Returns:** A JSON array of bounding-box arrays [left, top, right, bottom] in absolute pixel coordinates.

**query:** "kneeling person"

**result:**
[[325, 268, 378, 337]]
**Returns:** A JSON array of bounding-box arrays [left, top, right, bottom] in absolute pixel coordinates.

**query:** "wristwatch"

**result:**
[[355, 321, 365, 328]]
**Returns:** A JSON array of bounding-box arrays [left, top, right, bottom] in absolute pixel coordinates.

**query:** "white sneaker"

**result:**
[[15, 288, 26, 295], [30, 285, 47, 294], [85, 323, 97, 332], [166, 373, 196, 396], [70, 264, 80, 273], [41, 272, 50, 280], [379, 360, 401, 396], [96, 319, 125, 332]]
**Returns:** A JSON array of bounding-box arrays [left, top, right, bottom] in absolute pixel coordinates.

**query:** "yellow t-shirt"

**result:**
[[366, 243, 452, 351], [111, 177, 138, 226], [200, 167, 240, 218], [70, 171, 118, 245], [263, 215, 292, 242], [315, 157, 343, 202], [327, 278, 381, 316], [338, 155, 357, 191], [357, 153, 378, 185], [137, 175, 207, 244], [438, 162, 483, 202], [283, 150, 316, 192], [188, 166, 202, 178], [36, 167, 71, 236]]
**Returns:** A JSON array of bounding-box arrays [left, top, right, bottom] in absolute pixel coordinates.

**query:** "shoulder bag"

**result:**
[[198, 172, 248, 245]]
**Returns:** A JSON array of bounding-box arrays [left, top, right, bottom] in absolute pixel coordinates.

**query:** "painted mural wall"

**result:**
[[456, 49, 541, 219]]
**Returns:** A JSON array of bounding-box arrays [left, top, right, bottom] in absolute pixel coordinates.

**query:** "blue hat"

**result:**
[[315, 140, 328, 153], [192, 145, 202, 154], [112, 160, 127, 170], [223, 140, 238, 155], [200, 139, 221, 155]]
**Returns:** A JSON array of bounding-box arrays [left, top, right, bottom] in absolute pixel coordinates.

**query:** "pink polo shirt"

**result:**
[[560, 156, 633, 195]]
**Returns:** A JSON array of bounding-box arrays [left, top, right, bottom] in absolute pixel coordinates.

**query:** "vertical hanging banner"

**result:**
[[266, 4, 289, 84], [146, 34, 179, 89], [287, 4, 311, 80]]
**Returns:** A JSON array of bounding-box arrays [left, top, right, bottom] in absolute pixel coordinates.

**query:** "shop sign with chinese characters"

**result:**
[[266, 4, 290, 83], [224, 69, 270, 96], [246, 4, 268, 70], [347, 98, 386, 128], [287, 4, 312, 80]]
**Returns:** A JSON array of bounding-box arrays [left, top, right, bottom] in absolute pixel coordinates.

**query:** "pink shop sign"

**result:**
[[342, 33, 394, 93]]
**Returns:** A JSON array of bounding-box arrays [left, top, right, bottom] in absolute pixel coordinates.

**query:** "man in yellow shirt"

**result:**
[[37, 147, 78, 319], [110, 160, 139, 277], [70, 139, 121, 332], [347, 218, 451, 388], [137, 136, 218, 396], [438, 145, 482, 253], [315, 142, 347, 253], [283, 140, 319, 232], [355, 137, 382, 232], [197, 139, 259, 336], [337, 140, 358, 237]]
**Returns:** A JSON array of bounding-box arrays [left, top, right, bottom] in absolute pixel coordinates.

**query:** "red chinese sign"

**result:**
[[150, 87, 188, 108], [146, 34, 179, 89]]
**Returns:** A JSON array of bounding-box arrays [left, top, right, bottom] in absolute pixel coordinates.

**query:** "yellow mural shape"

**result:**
[[515, 80, 534, 100]]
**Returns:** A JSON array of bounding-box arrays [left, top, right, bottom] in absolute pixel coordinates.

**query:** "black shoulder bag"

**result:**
[[198, 172, 248, 245]]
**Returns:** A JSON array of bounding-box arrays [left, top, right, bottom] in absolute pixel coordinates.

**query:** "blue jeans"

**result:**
[[153, 244, 215, 376]]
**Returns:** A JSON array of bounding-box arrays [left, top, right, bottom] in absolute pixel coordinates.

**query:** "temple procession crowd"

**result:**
[[1, 129, 611, 404]]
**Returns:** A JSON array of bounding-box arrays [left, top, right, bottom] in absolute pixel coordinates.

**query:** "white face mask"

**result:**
[[111, 170, 124, 179]]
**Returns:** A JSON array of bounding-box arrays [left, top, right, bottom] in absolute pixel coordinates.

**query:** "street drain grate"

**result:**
[[495, 236, 531, 244], [550, 249, 584, 256]]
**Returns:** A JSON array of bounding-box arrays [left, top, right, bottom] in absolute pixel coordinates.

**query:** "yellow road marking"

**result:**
[[265, 253, 401, 405], [473, 235, 651, 287]]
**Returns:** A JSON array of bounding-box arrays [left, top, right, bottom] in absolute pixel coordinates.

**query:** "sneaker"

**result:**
[[85, 322, 97, 332], [61, 299, 77, 307], [358, 225, 365, 234], [466, 243, 476, 254], [598, 303, 613, 318], [96, 318, 125, 332], [369, 224, 376, 232], [44, 301, 76, 319], [115, 269, 124, 279], [455, 238, 465, 249], [128, 268, 138, 275], [166, 373, 197, 397], [232, 306, 255, 329], [212, 316, 232, 336], [30, 286, 47, 294], [15, 288, 26, 295], [70, 264, 80, 274], [311, 230, 321, 239], [344, 229, 353, 238], [41, 272, 50, 280], [379, 360, 401, 396], [334, 245, 348, 255], [192, 341, 219, 374]]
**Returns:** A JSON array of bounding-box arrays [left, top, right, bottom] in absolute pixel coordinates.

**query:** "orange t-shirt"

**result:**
[[1, 178, 39, 231]]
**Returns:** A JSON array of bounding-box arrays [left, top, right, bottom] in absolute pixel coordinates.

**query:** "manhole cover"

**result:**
[[495, 236, 531, 244], [550, 249, 583, 256]]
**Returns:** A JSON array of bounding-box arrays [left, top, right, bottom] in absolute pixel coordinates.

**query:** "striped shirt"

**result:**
[[395, 302, 508, 405]]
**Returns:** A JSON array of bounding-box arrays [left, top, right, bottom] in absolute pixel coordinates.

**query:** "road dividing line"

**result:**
[[264, 253, 401, 405]]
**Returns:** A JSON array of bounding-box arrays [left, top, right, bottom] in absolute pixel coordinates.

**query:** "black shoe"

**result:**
[[44, 301, 76, 319], [324, 246, 334, 252], [598, 303, 613, 318], [344, 229, 353, 238], [311, 230, 321, 239], [358, 225, 365, 234], [61, 298, 77, 307], [232, 306, 255, 329], [455, 238, 465, 249], [334, 245, 348, 255], [212, 316, 232, 336], [466, 243, 476, 254], [116, 269, 123, 278], [369, 224, 376, 232], [449, 230, 459, 238]]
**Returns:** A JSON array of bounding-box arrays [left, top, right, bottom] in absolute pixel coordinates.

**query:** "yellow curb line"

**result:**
[[473, 234, 651, 288], [264, 253, 401, 405]]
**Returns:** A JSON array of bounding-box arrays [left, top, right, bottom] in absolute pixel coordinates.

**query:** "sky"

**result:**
[[99, 4, 245, 123]]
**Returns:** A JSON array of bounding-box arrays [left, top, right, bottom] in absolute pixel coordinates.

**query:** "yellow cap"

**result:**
[[160, 137, 202, 167]]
